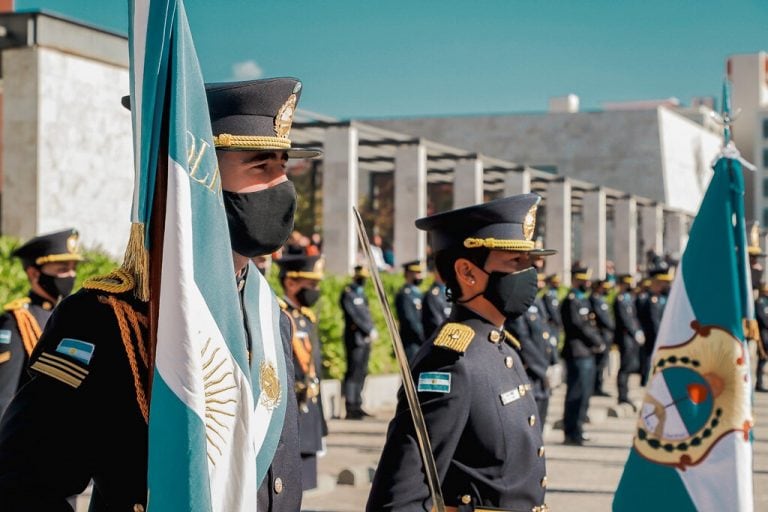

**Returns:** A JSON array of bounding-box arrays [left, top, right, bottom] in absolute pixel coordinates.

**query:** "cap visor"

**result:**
[[529, 249, 557, 257]]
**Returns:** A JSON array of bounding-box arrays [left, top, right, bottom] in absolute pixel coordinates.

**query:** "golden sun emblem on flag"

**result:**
[[634, 322, 752, 469], [201, 337, 238, 466], [259, 360, 281, 411]]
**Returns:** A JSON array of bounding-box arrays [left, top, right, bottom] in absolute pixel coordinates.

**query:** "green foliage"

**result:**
[[0, 235, 119, 306]]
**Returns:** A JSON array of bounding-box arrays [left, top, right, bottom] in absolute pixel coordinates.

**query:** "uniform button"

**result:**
[[461, 494, 472, 504], [538, 446, 545, 457], [541, 476, 548, 488], [274, 477, 284, 494], [543, 331, 550, 340], [529, 415, 536, 426], [489, 330, 501, 343], [505, 356, 514, 368], [518, 384, 527, 396]]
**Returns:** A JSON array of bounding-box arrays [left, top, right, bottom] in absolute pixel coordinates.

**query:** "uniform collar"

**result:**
[[28, 291, 55, 310]]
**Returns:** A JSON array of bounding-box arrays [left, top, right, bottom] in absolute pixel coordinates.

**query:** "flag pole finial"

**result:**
[[710, 77, 740, 149]]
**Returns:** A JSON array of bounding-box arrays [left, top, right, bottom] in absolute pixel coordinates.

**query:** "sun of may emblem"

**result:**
[[260, 360, 281, 411], [635, 322, 752, 469], [201, 337, 238, 466]]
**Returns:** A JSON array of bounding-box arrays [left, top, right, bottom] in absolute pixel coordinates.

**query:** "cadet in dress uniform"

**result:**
[[589, 280, 614, 397], [396, 260, 426, 361], [422, 269, 452, 340], [275, 254, 328, 491], [561, 265, 606, 445], [505, 271, 557, 427], [637, 258, 672, 386], [542, 274, 562, 346], [0, 229, 83, 418], [367, 194, 554, 512], [613, 274, 645, 407], [340, 265, 378, 419], [0, 78, 318, 511]]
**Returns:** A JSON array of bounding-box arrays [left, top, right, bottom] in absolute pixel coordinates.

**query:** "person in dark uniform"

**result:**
[[754, 282, 768, 392], [367, 194, 555, 512], [395, 260, 425, 361], [0, 229, 83, 418], [340, 265, 378, 419], [422, 267, 451, 339], [637, 258, 672, 386], [0, 78, 318, 511], [543, 273, 563, 340], [561, 264, 606, 445], [613, 274, 645, 408], [589, 279, 614, 397], [275, 254, 328, 491], [506, 269, 557, 427]]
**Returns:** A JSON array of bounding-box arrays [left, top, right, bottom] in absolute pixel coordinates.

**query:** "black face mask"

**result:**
[[413, 277, 424, 286], [223, 180, 297, 257], [38, 272, 75, 301], [481, 267, 539, 320], [354, 277, 366, 287], [297, 287, 321, 308]]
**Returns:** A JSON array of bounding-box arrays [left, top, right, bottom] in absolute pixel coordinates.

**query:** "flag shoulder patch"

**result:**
[[56, 338, 96, 365], [417, 371, 451, 393], [0, 330, 11, 344], [31, 344, 91, 389]]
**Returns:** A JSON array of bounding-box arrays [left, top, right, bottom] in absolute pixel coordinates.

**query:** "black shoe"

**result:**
[[618, 399, 637, 412], [563, 436, 584, 446], [593, 390, 611, 397], [756, 385, 768, 393], [345, 410, 364, 420], [360, 409, 373, 417]]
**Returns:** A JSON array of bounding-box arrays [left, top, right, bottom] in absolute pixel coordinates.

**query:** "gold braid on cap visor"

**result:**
[[35, 254, 84, 265], [285, 271, 323, 280], [463, 237, 535, 251], [213, 134, 291, 150]]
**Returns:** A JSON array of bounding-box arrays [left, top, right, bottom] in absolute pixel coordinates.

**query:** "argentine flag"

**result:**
[[613, 142, 754, 510], [128, 1, 285, 510]]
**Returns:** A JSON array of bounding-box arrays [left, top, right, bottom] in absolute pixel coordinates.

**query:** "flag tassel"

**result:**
[[122, 222, 151, 301]]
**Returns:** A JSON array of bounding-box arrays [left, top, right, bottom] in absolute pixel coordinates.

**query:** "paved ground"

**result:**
[[303, 373, 768, 511]]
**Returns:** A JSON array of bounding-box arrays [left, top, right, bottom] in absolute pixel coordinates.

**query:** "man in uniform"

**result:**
[[0, 78, 317, 510], [275, 254, 328, 491], [613, 274, 644, 408], [543, 274, 563, 340], [0, 229, 83, 417], [340, 265, 378, 419], [422, 266, 451, 339], [506, 270, 557, 427], [589, 279, 614, 397], [754, 282, 768, 392], [637, 258, 672, 386], [561, 264, 606, 445], [395, 260, 425, 361], [368, 194, 554, 512]]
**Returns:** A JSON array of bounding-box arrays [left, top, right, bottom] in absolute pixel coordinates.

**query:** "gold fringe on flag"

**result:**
[[83, 223, 149, 301]]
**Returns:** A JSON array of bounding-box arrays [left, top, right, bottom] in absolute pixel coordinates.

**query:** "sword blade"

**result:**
[[352, 206, 446, 512]]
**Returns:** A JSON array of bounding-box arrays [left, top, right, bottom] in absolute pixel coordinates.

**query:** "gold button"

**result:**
[[529, 415, 536, 426], [461, 494, 472, 504], [543, 331, 550, 340], [518, 384, 527, 396], [505, 356, 514, 368], [541, 476, 548, 488], [274, 477, 284, 494], [489, 330, 501, 343], [538, 446, 545, 457]]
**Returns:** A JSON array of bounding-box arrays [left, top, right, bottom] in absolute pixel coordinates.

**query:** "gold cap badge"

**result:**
[[274, 94, 297, 139]]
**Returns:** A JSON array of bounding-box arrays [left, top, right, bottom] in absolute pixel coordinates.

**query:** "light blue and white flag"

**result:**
[[128, 1, 286, 510], [613, 85, 754, 511]]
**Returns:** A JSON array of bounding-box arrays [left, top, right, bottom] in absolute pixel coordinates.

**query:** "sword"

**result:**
[[352, 206, 446, 512]]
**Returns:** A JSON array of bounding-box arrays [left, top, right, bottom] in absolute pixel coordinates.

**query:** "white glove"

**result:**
[[369, 328, 379, 342]]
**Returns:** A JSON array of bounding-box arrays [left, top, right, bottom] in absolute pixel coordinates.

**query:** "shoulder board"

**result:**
[[3, 297, 30, 312], [83, 269, 135, 294], [276, 297, 288, 310], [300, 306, 317, 324], [433, 323, 474, 353]]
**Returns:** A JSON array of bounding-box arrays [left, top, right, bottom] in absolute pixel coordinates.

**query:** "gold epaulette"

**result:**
[[300, 306, 317, 324], [276, 297, 288, 311], [3, 297, 30, 312], [83, 269, 135, 294], [504, 330, 522, 351], [433, 323, 474, 353]]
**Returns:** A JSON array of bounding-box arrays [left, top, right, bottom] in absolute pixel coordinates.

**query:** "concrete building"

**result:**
[[728, 52, 768, 225], [0, 11, 133, 257], [365, 101, 723, 217]]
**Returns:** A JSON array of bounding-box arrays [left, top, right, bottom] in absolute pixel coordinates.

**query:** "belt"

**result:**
[[440, 505, 548, 512]]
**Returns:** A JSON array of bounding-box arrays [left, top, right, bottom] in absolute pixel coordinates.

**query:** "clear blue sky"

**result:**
[[14, 0, 768, 118]]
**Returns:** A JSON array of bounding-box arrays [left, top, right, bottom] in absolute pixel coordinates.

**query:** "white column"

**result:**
[[664, 211, 688, 261], [582, 188, 607, 280], [640, 203, 664, 258], [394, 143, 427, 266], [453, 158, 483, 208], [545, 178, 572, 286], [322, 126, 359, 276], [613, 196, 637, 275], [504, 168, 531, 196]]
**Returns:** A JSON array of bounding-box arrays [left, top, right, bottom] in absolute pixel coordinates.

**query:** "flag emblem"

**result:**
[[259, 360, 281, 411]]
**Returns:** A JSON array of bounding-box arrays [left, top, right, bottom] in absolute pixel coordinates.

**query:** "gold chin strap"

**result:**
[[213, 134, 291, 150], [463, 237, 535, 251]]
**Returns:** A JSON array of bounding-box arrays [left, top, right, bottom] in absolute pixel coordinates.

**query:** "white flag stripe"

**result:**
[[655, 260, 696, 350], [251, 273, 279, 450], [156, 158, 257, 510]]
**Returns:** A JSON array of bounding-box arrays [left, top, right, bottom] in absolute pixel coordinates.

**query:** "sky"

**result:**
[[13, 0, 768, 119]]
